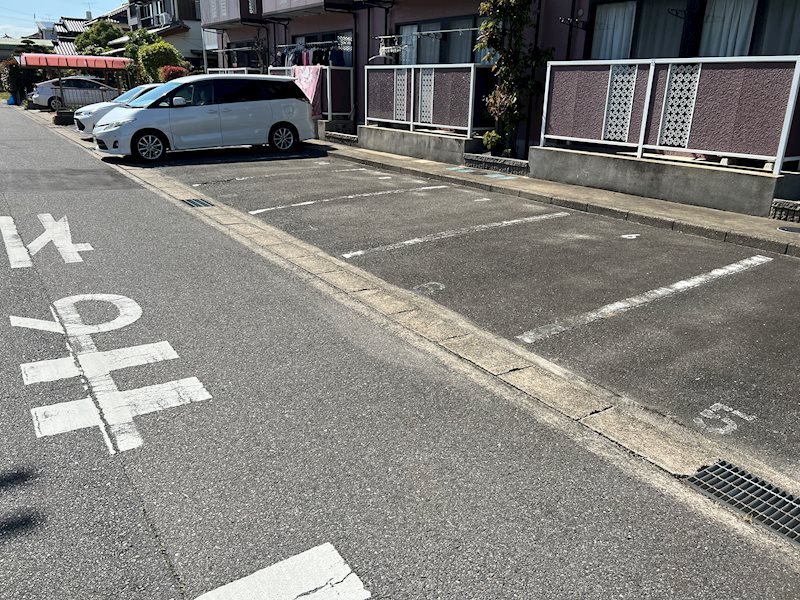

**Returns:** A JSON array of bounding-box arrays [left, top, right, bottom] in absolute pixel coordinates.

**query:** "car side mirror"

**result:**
[[172, 97, 188, 107]]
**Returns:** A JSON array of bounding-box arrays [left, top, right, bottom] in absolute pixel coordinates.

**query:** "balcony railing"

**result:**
[[365, 64, 494, 138], [268, 66, 353, 120], [540, 56, 800, 175]]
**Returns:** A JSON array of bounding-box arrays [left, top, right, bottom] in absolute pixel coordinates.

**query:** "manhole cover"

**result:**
[[182, 198, 214, 208], [688, 460, 799, 545], [777, 226, 800, 233]]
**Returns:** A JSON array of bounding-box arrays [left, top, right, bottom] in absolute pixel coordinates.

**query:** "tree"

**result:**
[[475, 0, 551, 157], [139, 41, 186, 83], [123, 28, 160, 63], [0, 59, 39, 102], [75, 19, 124, 54]]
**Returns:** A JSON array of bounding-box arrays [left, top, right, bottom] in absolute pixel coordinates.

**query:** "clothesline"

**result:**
[[375, 27, 480, 41]]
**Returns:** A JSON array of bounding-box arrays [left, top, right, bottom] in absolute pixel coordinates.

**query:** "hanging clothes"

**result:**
[[292, 65, 323, 119], [329, 47, 345, 67]]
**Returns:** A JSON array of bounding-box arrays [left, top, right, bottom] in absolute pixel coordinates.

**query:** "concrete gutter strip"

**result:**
[[308, 140, 800, 259]]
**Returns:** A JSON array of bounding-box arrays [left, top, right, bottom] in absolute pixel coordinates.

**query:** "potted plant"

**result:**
[[483, 130, 504, 156]]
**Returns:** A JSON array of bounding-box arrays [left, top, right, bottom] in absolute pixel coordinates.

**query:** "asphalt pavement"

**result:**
[[152, 144, 800, 481], [2, 107, 799, 599]]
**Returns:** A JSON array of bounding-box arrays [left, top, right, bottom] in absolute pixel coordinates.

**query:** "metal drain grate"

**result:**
[[182, 198, 214, 208], [688, 461, 800, 544]]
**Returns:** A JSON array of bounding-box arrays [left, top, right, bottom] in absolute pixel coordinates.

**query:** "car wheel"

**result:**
[[48, 96, 63, 111], [132, 131, 167, 162], [269, 124, 298, 152]]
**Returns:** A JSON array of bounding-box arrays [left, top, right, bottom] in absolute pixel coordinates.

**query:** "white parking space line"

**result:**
[[517, 255, 773, 344], [342, 212, 569, 259], [191, 167, 369, 187], [249, 186, 448, 215], [194, 543, 371, 600]]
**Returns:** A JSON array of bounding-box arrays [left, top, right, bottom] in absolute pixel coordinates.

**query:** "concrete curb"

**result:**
[[310, 140, 800, 260], [22, 108, 800, 499]]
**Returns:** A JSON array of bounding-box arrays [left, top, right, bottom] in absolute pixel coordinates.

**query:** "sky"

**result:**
[[0, 1, 124, 38]]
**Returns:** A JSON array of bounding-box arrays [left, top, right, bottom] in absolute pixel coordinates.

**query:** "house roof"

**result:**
[[91, 5, 129, 24], [108, 22, 190, 47], [54, 17, 89, 36], [53, 40, 77, 55], [0, 38, 53, 50]]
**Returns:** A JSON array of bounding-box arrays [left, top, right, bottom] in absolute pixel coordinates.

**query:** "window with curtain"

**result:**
[[399, 24, 418, 65], [751, 0, 800, 56], [445, 17, 474, 63], [699, 0, 757, 56], [418, 22, 441, 64], [591, 1, 636, 59], [633, 0, 686, 58], [397, 16, 484, 65]]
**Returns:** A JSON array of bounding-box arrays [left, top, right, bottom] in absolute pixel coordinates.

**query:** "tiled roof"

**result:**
[[92, 5, 129, 22], [54, 17, 89, 35], [53, 40, 77, 55]]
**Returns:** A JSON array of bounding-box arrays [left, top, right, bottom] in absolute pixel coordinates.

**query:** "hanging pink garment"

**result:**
[[292, 65, 323, 119]]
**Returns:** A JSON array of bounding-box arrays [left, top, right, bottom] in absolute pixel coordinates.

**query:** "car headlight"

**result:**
[[97, 119, 135, 130], [75, 109, 94, 117]]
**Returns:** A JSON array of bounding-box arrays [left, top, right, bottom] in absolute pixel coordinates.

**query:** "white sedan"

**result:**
[[30, 76, 119, 111], [74, 84, 161, 137]]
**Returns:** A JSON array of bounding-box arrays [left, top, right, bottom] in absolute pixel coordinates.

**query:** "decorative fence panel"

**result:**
[[541, 57, 800, 175], [365, 64, 493, 138]]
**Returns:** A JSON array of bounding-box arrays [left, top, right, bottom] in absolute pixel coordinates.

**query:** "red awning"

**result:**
[[16, 53, 133, 70]]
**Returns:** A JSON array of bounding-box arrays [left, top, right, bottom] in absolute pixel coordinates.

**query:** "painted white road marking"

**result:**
[[694, 403, 756, 435], [0, 214, 92, 268], [342, 212, 569, 259], [195, 543, 371, 600], [12, 294, 211, 454], [0, 216, 29, 268], [474, 197, 492, 202], [621, 234, 640, 239], [517, 255, 773, 344], [413, 281, 445, 295], [249, 186, 448, 215], [192, 168, 369, 187]]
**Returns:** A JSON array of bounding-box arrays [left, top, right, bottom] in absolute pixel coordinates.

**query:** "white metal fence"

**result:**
[[268, 66, 354, 120], [541, 56, 800, 175], [364, 63, 493, 138]]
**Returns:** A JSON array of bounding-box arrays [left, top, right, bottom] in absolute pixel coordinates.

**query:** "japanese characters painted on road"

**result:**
[[0, 214, 93, 268], [11, 294, 211, 454]]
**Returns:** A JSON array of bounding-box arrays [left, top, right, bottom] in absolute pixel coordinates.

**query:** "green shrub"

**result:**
[[139, 41, 185, 83]]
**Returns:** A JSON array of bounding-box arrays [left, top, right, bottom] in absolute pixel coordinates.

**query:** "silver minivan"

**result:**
[[93, 74, 316, 161]]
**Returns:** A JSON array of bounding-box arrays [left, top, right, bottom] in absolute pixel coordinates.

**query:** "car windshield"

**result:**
[[113, 85, 151, 104], [126, 80, 182, 108]]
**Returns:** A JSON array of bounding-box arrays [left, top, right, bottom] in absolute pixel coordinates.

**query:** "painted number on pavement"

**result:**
[[694, 402, 756, 435], [0, 214, 93, 268], [11, 294, 211, 454]]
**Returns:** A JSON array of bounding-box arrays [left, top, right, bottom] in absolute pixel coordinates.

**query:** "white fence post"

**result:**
[[467, 63, 476, 139], [775, 59, 800, 175], [637, 61, 656, 158], [540, 62, 552, 147]]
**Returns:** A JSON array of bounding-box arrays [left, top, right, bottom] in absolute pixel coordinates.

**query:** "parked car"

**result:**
[[93, 74, 315, 162], [30, 76, 120, 111], [74, 84, 162, 137]]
